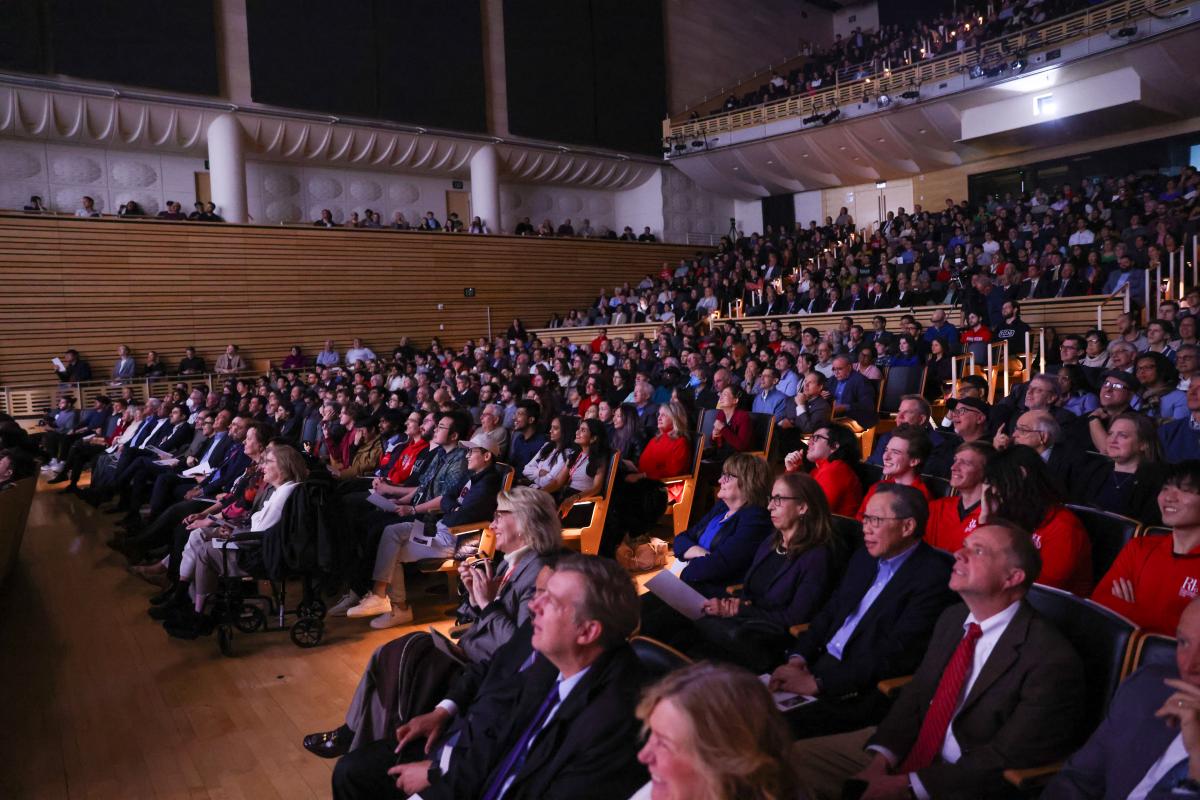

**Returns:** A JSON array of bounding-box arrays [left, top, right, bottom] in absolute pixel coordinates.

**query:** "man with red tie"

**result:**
[[794, 520, 1086, 799]]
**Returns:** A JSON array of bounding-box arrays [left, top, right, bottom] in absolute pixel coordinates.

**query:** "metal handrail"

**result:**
[[666, 0, 1190, 142]]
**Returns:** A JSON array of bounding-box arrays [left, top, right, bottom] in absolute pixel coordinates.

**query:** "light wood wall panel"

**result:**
[[0, 215, 698, 386]]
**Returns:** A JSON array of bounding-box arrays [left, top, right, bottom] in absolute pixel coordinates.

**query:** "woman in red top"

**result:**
[[711, 385, 753, 456], [636, 403, 692, 480], [983, 445, 1092, 596], [783, 423, 863, 517], [386, 417, 430, 485]]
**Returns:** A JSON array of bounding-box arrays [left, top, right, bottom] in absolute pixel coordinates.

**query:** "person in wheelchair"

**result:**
[[163, 441, 308, 638]]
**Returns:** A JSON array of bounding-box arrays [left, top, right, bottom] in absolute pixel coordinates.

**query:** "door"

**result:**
[[445, 190, 471, 229], [194, 172, 211, 204]]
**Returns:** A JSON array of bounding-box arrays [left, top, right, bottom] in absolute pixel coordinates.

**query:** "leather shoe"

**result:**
[[302, 726, 352, 759]]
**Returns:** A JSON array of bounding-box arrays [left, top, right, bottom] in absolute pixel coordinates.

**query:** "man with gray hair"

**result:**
[[994, 409, 1100, 502], [992, 373, 1075, 436], [1107, 340, 1139, 373]]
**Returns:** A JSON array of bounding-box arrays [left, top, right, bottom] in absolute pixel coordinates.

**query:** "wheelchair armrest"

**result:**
[[877, 675, 914, 698], [1003, 763, 1063, 789], [228, 531, 264, 545]]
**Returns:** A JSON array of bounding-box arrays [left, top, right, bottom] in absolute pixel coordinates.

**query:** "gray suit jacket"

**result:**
[[1045, 663, 1199, 800], [459, 550, 548, 663]]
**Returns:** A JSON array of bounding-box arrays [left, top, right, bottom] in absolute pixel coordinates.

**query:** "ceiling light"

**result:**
[[876, 94, 891, 108], [800, 153, 809, 158], [968, 64, 984, 80], [876, 137, 886, 143], [839, 145, 847, 151]]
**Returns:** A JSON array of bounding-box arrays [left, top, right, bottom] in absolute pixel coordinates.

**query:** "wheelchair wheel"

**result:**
[[234, 604, 267, 634], [298, 597, 327, 620], [290, 618, 324, 648], [217, 624, 234, 657]]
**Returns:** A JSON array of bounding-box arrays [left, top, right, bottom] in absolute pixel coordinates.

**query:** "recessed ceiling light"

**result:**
[[853, 156, 861, 160], [767, 160, 774, 164], [877, 137, 886, 143], [732, 166, 739, 170], [801, 153, 809, 158], [839, 146, 847, 151], [918, 128, 927, 134]]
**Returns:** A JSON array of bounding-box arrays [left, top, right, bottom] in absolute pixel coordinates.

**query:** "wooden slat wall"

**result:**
[[0, 215, 698, 386]]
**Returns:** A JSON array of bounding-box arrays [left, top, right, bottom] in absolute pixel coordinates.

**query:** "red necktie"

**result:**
[[898, 622, 983, 773]]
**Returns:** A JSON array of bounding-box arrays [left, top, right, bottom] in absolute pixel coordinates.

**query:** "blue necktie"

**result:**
[[480, 681, 562, 800], [1150, 756, 1190, 793]]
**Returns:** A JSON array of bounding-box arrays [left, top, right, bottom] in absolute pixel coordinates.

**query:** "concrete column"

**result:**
[[470, 144, 501, 234], [206, 114, 248, 224], [480, 0, 510, 137]]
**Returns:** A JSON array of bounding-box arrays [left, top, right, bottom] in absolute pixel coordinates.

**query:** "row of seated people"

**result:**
[[712, 0, 1090, 115], [46, 343, 251, 385], [33, 311, 1200, 796], [559, 164, 1198, 332], [20, 194, 225, 221], [300, 458, 1200, 799]]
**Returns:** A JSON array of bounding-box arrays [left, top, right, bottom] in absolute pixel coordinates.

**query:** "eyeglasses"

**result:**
[[1013, 425, 1039, 435], [768, 494, 801, 505], [809, 433, 830, 444], [1101, 381, 1131, 391], [718, 472, 738, 482], [862, 514, 907, 527]]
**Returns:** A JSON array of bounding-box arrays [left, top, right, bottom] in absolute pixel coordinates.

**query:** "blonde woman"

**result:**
[[632, 662, 799, 799]]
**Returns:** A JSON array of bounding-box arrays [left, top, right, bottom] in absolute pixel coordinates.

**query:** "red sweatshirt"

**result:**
[[1032, 505, 1092, 597], [811, 459, 864, 517], [1092, 534, 1200, 634], [856, 475, 932, 521], [927, 496, 982, 555]]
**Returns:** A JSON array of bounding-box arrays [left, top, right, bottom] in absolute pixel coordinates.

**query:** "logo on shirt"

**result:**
[[1031, 533, 1043, 550], [1180, 576, 1200, 600], [964, 518, 979, 534]]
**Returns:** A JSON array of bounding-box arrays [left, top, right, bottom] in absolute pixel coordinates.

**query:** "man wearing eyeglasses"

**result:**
[[1075, 369, 1140, 453], [769, 483, 955, 739]]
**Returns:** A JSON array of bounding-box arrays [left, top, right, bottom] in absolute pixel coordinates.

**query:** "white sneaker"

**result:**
[[327, 590, 362, 617], [369, 605, 415, 629], [345, 593, 393, 618]]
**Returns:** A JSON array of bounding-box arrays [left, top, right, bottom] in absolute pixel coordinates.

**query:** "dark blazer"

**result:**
[[199, 443, 250, 495], [1047, 663, 1188, 799], [735, 536, 837, 629], [792, 541, 956, 698], [674, 502, 774, 597], [1083, 460, 1168, 525], [440, 463, 503, 526], [872, 601, 1086, 798], [1017, 277, 1054, 300], [424, 644, 648, 800], [442, 621, 536, 757], [157, 421, 195, 457], [829, 369, 879, 428], [1052, 276, 1087, 297], [1160, 417, 1200, 463]]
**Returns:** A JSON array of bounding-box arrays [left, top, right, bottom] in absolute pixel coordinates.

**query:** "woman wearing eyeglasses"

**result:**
[[783, 423, 863, 517]]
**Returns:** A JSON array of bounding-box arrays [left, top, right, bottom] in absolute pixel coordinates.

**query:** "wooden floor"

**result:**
[[0, 480, 456, 800]]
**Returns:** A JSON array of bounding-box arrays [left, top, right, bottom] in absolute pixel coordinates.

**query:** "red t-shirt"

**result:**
[[387, 439, 430, 484], [927, 496, 982, 555], [1032, 505, 1092, 597], [856, 475, 932, 520], [960, 326, 993, 345], [1092, 534, 1200, 634], [811, 459, 864, 517]]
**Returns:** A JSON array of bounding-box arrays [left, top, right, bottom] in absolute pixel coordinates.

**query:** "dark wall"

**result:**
[[245, 0, 487, 132], [1, 0, 220, 96], [762, 194, 796, 236], [504, 0, 666, 156], [879, 0, 954, 29]]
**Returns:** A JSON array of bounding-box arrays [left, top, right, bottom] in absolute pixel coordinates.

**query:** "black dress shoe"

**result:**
[[302, 725, 353, 759]]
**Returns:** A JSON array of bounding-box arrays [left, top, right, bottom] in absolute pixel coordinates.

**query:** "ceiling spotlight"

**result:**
[[968, 64, 985, 79], [876, 94, 892, 108], [900, 89, 920, 100]]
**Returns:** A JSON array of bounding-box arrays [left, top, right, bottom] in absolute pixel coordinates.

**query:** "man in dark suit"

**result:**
[[795, 520, 1086, 799], [804, 286, 829, 314], [1052, 262, 1087, 298], [769, 484, 956, 737], [1047, 598, 1200, 798], [418, 554, 648, 800], [827, 355, 879, 428], [1018, 263, 1055, 300]]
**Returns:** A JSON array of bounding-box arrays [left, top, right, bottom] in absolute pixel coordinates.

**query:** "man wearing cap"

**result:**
[[938, 375, 990, 430], [946, 396, 992, 445], [347, 428, 504, 628]]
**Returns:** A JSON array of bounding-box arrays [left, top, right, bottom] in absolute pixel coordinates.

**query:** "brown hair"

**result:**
[[771, 471, 835, 557], [722, 452, 773, 508]]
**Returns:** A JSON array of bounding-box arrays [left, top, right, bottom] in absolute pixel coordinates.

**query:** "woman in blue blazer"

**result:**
[[671, 452, 774, 597]]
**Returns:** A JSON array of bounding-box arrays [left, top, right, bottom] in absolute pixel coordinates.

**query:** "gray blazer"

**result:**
[[459, 550, 548, 663]]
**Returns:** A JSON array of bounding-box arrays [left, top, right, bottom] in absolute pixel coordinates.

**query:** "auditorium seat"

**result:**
[[1131, 632, 1177, 671], [1067, 504, 1141, 580], [630, 635, 692, 679]]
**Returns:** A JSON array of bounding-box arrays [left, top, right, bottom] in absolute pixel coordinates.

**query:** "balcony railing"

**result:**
[[665, 0, 1191, 146]]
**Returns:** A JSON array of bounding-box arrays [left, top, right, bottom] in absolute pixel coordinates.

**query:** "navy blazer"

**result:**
[[830, 370, 879, 428], [1046, 664, 1186, 800], [1160, 417, 1200, 463], [441, 463, 504, 527], [674, 502, 774, 597], [735, 536, 838, 629], [792, 541, 956, 698]]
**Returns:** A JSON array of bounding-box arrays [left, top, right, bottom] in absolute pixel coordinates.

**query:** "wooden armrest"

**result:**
[[726, 583, 744, 597], [877, 675, 914, 698], [448, 523, 486, 538], [1003, 762, 1063, 789], [788, 623, 810, 637]]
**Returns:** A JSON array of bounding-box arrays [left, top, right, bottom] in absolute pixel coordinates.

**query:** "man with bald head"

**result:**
[[1048, 597, 1200, 797], [993, 409, 1100, 502], [827, 355, 878, 428]]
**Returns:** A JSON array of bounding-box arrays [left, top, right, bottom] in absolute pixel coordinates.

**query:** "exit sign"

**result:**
[[463, 287, 476, 297], [452, 180, 464, 189]]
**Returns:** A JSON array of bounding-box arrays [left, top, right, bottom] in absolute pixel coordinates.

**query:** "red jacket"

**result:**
[[1092, 534, 1200, 634], [638, 433, 691, 480], [926, 496, 982, 555], [714, 408, 753, 452], [387, 439, 430, 484], [810, 459, 863, 517]]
